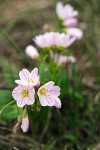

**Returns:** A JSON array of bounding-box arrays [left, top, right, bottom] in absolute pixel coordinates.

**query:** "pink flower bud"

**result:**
[[21, 116, 29, 132], [64, 18, 78, 27], [25, 45, 39, 59]]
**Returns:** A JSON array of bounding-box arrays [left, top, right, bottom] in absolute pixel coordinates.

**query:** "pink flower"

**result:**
[[38, 81, 61, 108], [64, 18, 78, 27], [34, 32, 75, 48], [67, 28, 83, 40], [56, 2, 78, 20], [21, 116, 29, 132], [34, 32, 58, 48], [15, 68, 40, 87], [57, 33, 75, 47], [12, 85, 35, 107], [25, 45, 39, 59]]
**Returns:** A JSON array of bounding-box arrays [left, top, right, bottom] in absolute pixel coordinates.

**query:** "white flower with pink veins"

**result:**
[[15, 68, 40, 87], [34, 32, 75, 48], [56, 2, 78, 20], [12, 85, 35, 107], [38, 81, 61, 108]]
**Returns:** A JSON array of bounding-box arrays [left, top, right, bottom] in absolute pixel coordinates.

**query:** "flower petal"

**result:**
[[27, 96, 35, 105], [39, 96, 48, 106], [19, 69, 30, 81], [48, 86, 60, 97], [17, 98, 26, 108], [30, 68, 38, 79], [45, 95, 55, 106], [43, 81, 54, 89]]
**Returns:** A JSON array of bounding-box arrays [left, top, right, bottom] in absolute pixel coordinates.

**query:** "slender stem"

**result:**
[[0, 101, 15, 118]]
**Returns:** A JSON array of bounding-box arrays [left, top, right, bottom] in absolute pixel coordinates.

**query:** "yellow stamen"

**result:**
[[39, 88, 48, 96], [20, 89, 29, 98], [27, 79, 34, 84]]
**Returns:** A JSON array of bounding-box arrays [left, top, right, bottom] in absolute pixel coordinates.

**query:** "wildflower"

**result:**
[[57, 33, 75, 48], [34, 32, 59, 48], [67, 28, 83, 40], [15, 68, 40, 87], [25, 45, 39, 59], [56, 2, 78, 21], [21, 116, 29, 132], [12, 85, 35, 107], [38, 81, 61, 108], [34, 32, 75, 49]]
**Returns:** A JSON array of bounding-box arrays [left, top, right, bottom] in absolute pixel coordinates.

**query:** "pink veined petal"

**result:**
[[39, 96, 48, 106], [48, 86, 60, 97], [43, 81, 54, 89], [19, 69, 30, 81], [17, 97, 26, 108], [12, 92, 22, 101], [54, 97, 61, 109], [12, 85, 22, 100], [34, 76, 40, 85], [30, 68, 38, 79], [26, 96, 35, 105], [45, 95, 55, 106], [21, 117, 29, 132], [15, 80, 27, 85]]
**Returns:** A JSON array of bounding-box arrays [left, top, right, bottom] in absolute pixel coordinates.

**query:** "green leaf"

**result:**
[[0, 90, 19, 120], [1, 104, 19, 120], [0, 90, 12, 109]]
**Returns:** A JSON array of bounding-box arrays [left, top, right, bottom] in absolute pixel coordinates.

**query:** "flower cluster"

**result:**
[[12, 68, 61, 108], [34, 32, 75, 49], [56, 2, 83, 40], [12, 68, 61, 132]]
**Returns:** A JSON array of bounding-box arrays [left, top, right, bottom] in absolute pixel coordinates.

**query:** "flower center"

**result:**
[[39, 87, 48, 96], [20, 89, 29, 98], [27, 79, 34, 84]]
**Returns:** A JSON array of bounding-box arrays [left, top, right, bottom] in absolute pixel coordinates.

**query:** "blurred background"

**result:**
[[0, 0, 100, 149]]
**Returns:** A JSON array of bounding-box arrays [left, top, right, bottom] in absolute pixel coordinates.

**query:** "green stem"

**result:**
[[0, 101, 15, 118]]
